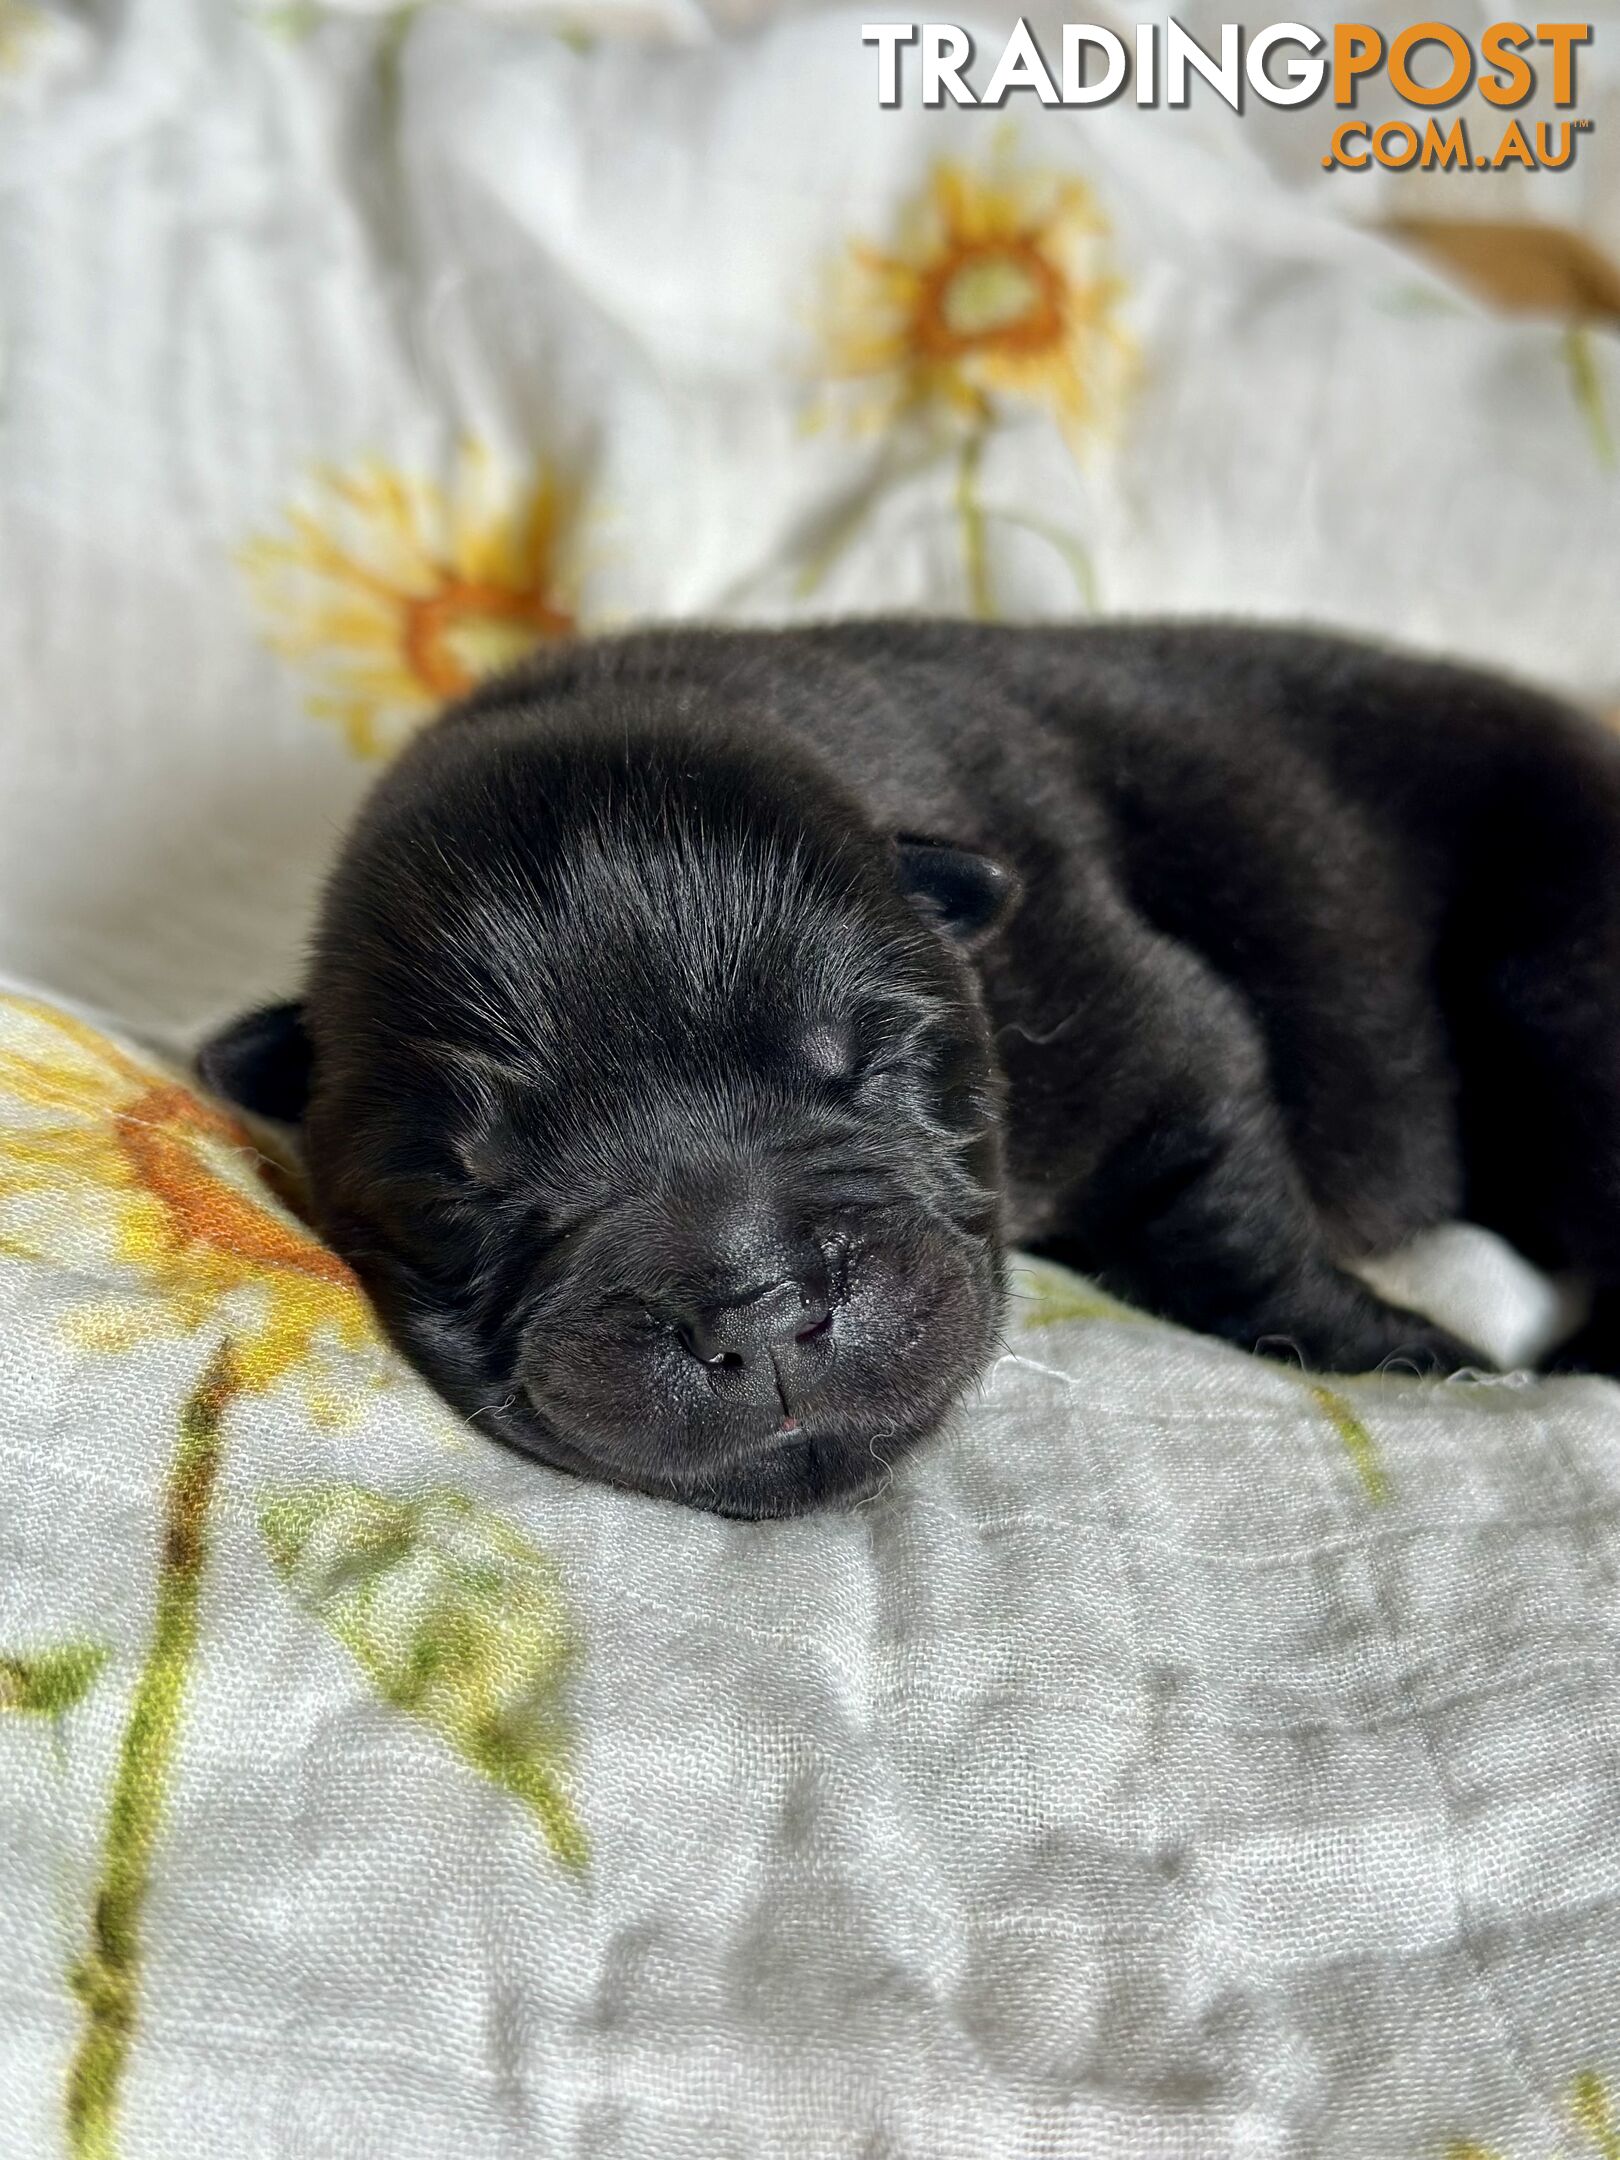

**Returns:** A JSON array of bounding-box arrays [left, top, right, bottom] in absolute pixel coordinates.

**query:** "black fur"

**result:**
[[202, 620, 1620, 1514]]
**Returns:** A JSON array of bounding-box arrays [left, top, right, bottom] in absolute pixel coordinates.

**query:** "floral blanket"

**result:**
[[3, 3, 1620, 2156]]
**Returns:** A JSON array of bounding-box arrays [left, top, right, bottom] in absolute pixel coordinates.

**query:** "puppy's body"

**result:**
[[206, 621, 1620, 1512]]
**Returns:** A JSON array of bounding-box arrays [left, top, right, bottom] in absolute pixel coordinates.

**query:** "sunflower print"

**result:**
[[0, 994, 379, 1408], [0, 993, 387, 2159], [822, 152, 1132, 447], [241, 445, 581, 759], [811, 149, 1133, 617]]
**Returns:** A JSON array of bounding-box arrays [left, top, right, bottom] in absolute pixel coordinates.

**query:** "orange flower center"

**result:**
[[114, 1085, 356, 1289], [402, 579, 575, 701], [915, 240, 1066, 362]]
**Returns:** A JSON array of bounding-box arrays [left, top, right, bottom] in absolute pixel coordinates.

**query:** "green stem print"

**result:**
[[1010, 1262, 1391, 1504], [790, 438, 941, 601], [261, 1483, 586, 1869], [1010, 1258, 1143, 1330], [955, 426, 994, 619], [1448, 2067, 1620, 2159], [1565, 325, 1617, 469], [66, 1339, 238, 2160], [794, 424, 1098, 618], [1307, 1383, 1389, 1507], [0, 1645, 107, 1720], [986, 507, 1098, 609], [1575, 2072, 1620, 2160], [374, 2, 423, 133]]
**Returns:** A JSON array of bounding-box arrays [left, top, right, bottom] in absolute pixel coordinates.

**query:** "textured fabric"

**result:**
[[3, 5, 1620, 2157]]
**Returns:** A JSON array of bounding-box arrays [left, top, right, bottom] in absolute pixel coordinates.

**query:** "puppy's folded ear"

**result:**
[[195, 1001, 313, 1123], [892, 836, 1019, 945]]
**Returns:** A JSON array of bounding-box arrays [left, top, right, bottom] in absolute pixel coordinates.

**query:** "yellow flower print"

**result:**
[[0, 994, 380, 1408], [241, 445, 581, 759], [0, 996, 588, 2154], [822, 152, 1133, 447], [811, 149, 1132, 618], [0, 994, 396, 2159]]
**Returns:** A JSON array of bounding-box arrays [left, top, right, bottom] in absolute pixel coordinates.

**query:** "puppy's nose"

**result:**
[[681, 1279, 833, 1371]]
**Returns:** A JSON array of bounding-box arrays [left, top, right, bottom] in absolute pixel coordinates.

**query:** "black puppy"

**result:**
[[202, 621, 1620, 1515]]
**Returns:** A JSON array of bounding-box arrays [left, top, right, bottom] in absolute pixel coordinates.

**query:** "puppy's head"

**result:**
[[202, 707, 1013, 1516]]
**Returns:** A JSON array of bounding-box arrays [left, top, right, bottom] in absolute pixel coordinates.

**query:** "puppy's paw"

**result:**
[[1245, 1281, 1492, 1378], [1327, 1318, 1487, 1378]]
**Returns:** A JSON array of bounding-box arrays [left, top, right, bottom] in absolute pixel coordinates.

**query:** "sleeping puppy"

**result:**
[[201, 621, 1620, 1515]]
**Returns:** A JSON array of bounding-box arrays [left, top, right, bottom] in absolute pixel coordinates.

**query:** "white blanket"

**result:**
[[3, 5, 1620, 2156]]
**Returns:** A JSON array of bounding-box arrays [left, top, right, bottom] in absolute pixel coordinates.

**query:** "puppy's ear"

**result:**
[[195, 1001, 313, 1123], [892, 836, 1019, 945], [421, 1044, 532, 1190]]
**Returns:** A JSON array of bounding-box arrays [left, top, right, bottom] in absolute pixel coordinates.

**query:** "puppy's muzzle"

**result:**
[[672, 1274, 836, 1414]]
